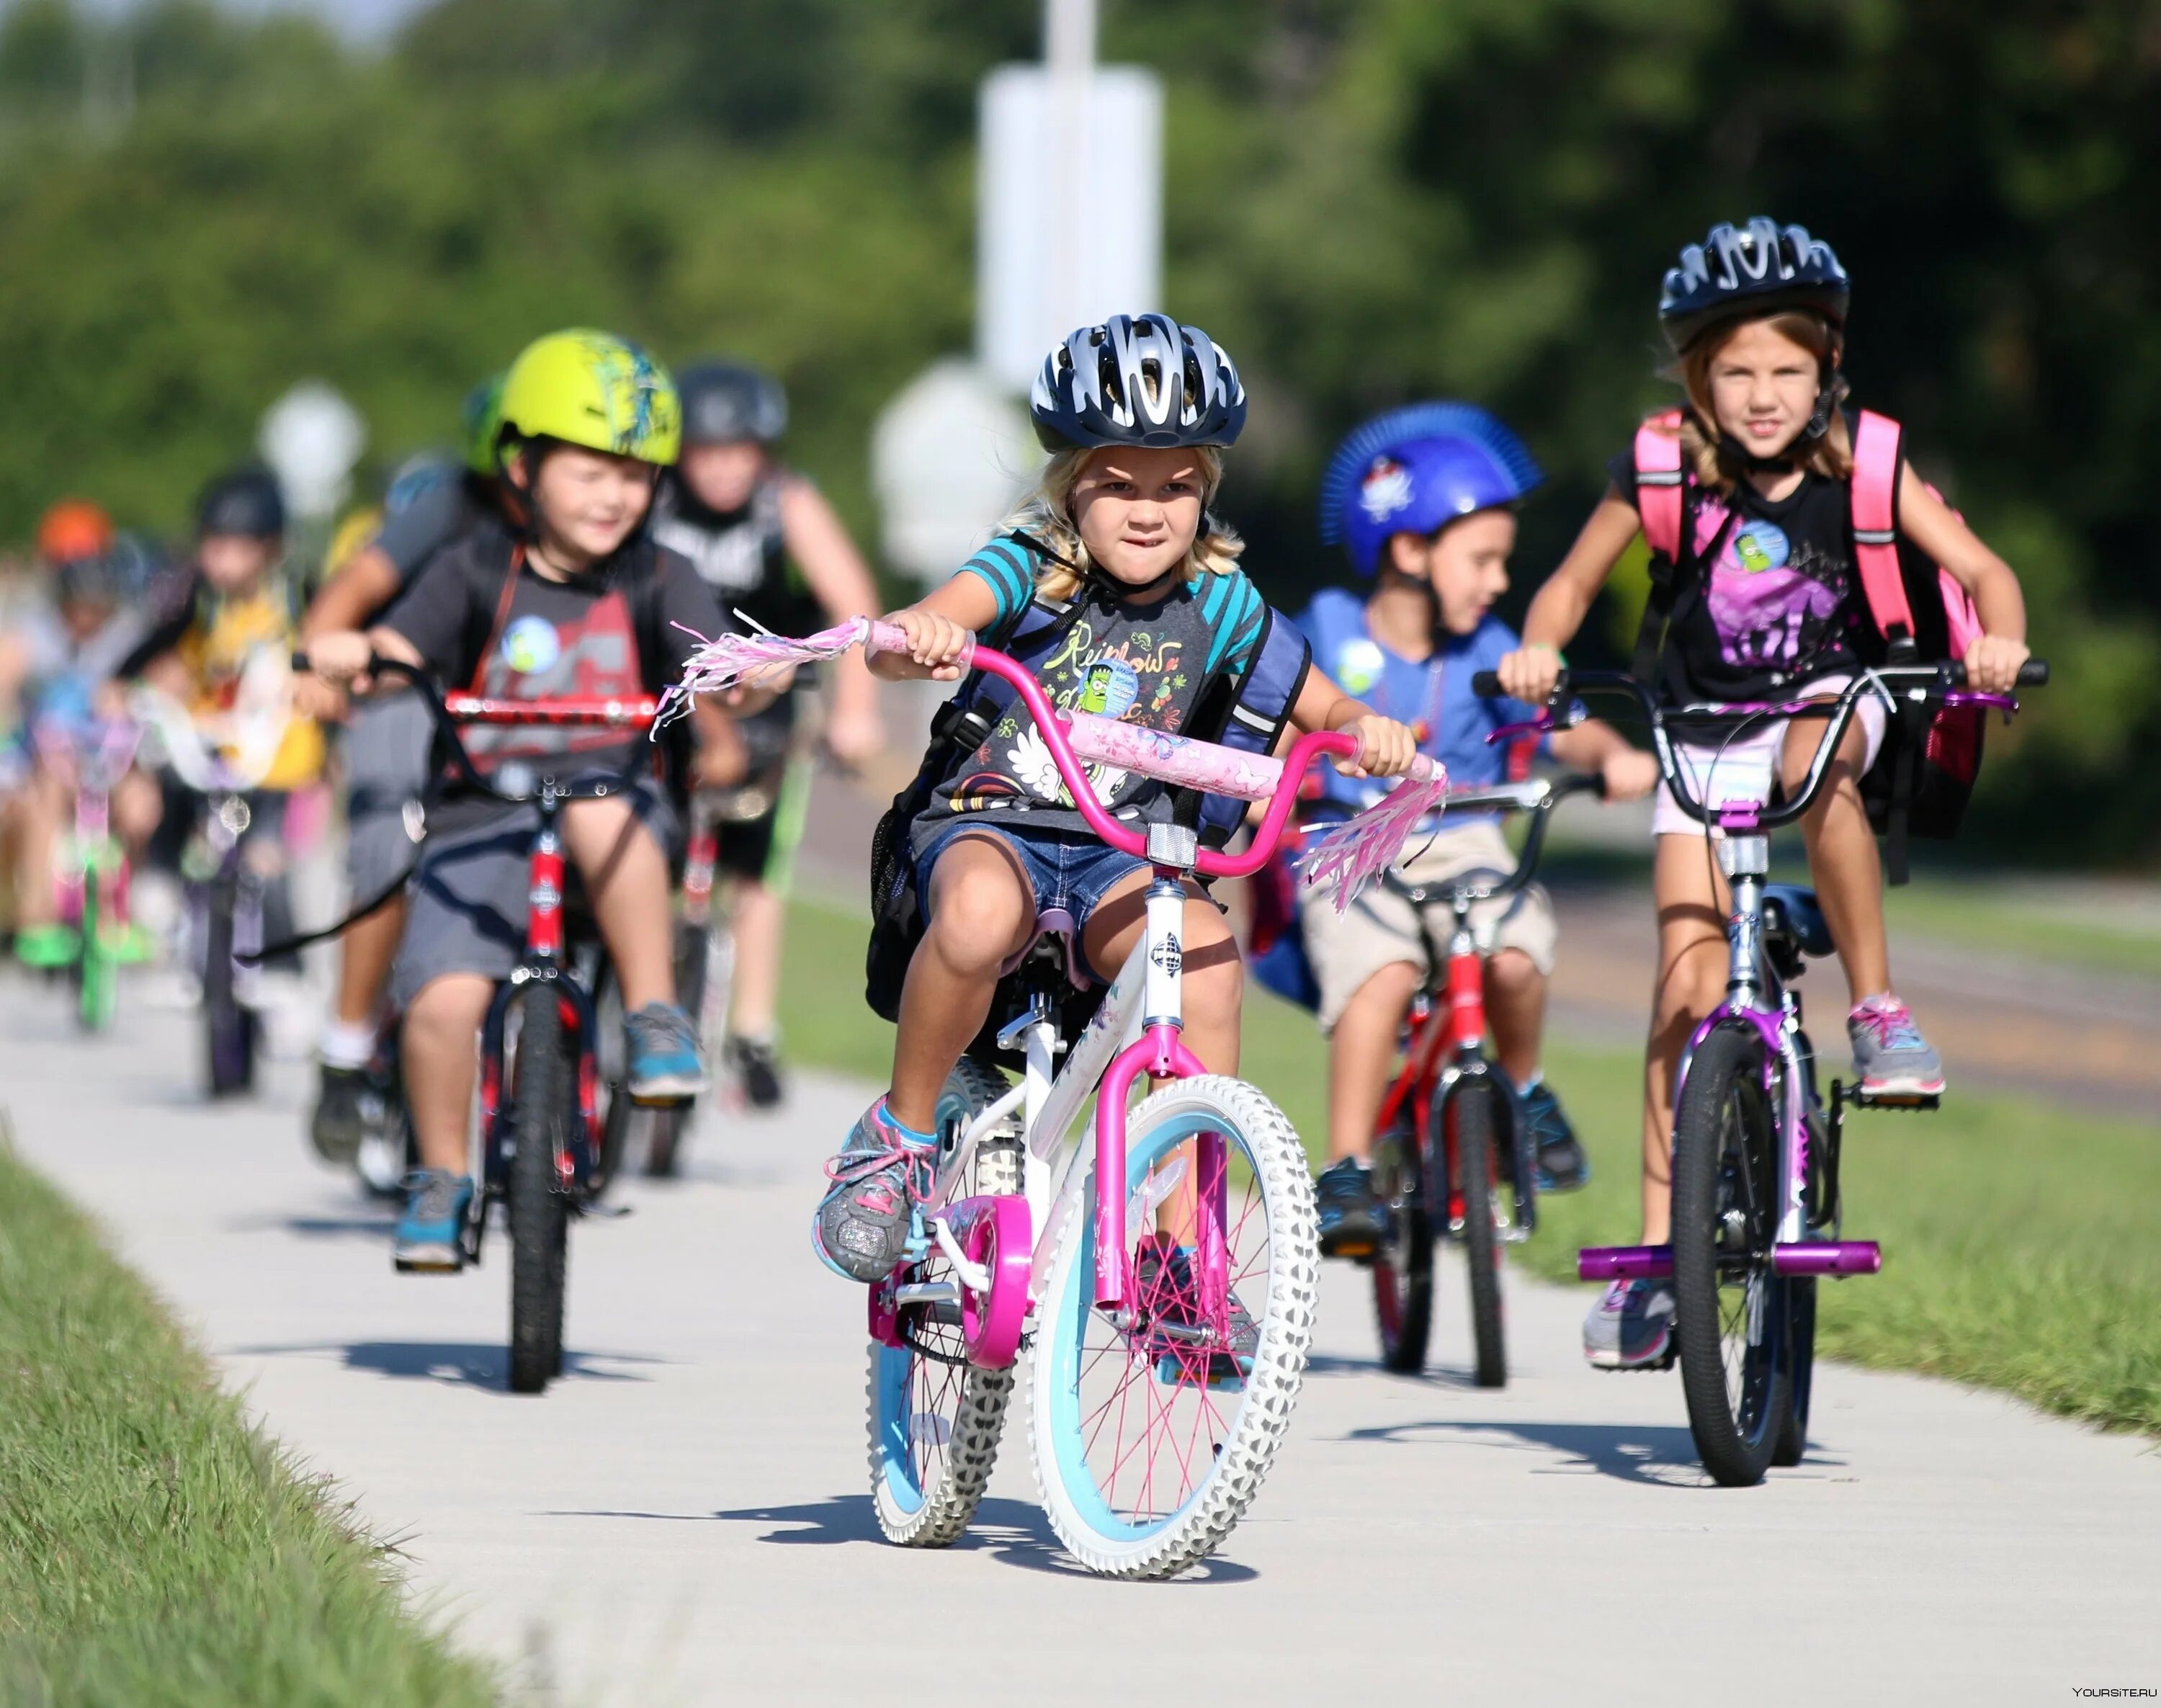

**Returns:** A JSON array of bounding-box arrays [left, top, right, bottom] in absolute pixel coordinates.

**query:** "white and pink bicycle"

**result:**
[[679, 619, 1441, 1579]]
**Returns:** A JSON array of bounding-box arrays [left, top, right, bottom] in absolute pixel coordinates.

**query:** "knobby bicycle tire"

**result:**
[[509, 981, 571, 1395], [1446, 1078, 1508, 1389], [1671, 1024, 1790, 1486]]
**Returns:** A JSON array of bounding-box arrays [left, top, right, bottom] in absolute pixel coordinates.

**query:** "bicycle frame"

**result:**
[[862, 629, 1420, 1361]]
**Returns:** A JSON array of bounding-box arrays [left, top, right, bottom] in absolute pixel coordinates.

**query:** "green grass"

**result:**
[[781, 893, 2161, 1437], [0, 1127, 498, 1708]]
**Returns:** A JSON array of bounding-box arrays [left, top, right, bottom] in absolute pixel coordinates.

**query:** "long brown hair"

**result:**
[[1668, 310, 1853, 493]]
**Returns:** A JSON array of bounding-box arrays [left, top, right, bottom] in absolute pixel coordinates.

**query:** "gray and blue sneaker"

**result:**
[[625, 1002, 710, 1103], [1519, 1081, 1589, 1194], [1583, 1277, 1676, 1370], [813, 1099, 934, 1282], [1848, 995, 1945, 1098], [1135, 1236, 1260, 1387], [393, 1169, 474, 1274], [1315, 1155, 1384, 1260]]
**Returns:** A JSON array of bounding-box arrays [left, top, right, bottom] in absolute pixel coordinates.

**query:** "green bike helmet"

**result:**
[[497, 330, 681, 468], [461, 372, 506, 476]]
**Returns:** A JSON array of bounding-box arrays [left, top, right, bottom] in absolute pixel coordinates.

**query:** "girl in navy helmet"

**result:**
[[813, 314, 1423, 1287], [1496, 218, 2032, 1372], [1296, 405, 1656, 1260]]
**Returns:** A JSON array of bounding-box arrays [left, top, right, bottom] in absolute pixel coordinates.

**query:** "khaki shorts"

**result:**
[[1297, 817, 1558, 1034]]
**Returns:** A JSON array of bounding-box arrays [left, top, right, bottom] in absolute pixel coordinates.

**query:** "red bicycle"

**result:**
[[1365, 773, 1603, 1382]]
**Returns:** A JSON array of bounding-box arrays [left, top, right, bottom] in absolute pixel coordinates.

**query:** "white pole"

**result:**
[[1044, 0, 1097, 349]]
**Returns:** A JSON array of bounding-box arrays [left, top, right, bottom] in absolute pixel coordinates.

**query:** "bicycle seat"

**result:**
[[1763, 884, 1834, 958], [998, 906, 1094, 991]]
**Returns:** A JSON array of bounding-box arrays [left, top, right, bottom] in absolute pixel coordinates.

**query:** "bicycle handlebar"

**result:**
[[862, 620, 1432, 879], [341, 656, 663, 806], [1469, 661, 2046, 832], [1384, 769, 1603, 911], [127, 685, 287, 795]]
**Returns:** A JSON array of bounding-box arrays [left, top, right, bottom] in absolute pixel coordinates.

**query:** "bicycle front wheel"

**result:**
[[1445, 1078, 1508, 1389], [1029, 1076, 1317, 1579], [508, 982, 571, 1395], [1671, 1024, 1790, 1485], [76, 881, 115, 1032], [201, 877, 254, 1097]]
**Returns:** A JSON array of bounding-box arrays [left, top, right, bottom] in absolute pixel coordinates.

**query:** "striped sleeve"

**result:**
[[955, 536, 1037, 628], [1199, 571, 1268, 676]]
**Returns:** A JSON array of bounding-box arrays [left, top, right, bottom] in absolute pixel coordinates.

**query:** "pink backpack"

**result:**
[[1631, 408, 1986, 881]]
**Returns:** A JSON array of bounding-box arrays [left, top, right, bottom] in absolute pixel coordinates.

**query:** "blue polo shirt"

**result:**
[[1296, 589, 1543, 819]]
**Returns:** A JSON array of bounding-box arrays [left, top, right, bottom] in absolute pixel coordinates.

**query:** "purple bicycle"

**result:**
[[1481, 659, 2044, 1485]]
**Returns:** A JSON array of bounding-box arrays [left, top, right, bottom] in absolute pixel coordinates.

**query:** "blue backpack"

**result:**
[[864, 533, 1312, 1037]]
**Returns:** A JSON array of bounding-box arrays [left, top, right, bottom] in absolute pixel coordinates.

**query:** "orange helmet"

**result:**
[[37, 499, 116, 567]]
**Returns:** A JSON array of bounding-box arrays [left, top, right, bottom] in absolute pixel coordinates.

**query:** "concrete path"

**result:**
[[4, 981, 2157, 1707]]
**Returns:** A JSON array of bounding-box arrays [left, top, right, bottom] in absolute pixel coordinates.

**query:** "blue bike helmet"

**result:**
[[1318, 403, 1543, 576], [1029, 313, 1246, 452], [1660, 217, 1848, 353]]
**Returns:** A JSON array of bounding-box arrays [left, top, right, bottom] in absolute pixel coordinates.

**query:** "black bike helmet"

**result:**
[[676, 359, 789, 447], [1029, 313, 1247, 452], [195, 465, 287, 539], [1659, 218, 1850, 354]]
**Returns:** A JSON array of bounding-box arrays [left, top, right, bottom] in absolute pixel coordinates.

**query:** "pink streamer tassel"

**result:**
[[656, 617, 871, 729], [1295, 769, 1449, 912]]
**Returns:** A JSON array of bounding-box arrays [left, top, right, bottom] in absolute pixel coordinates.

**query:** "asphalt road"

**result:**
[[4, 981, 2156, 1707]]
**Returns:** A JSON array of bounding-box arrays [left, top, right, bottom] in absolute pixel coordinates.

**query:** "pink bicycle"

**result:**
[[679, 620, 1440, 1578]]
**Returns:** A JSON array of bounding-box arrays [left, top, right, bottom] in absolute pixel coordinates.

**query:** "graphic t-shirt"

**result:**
[[380, 532, 725, 831], [909, 550, 1271, 857], [1295, 591, 1542, 819], [1610, 440, 1866, 705]]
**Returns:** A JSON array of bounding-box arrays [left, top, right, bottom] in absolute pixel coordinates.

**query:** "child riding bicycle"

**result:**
[[305, 329, 747, 1272], [1294, 403, 1657, 1260], [1494, 218, 2032, 1370], [812, 313, 1420, 1288]]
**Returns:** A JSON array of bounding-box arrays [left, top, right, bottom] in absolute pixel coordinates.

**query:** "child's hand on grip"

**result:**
[[1495, 643, 1564, 705], [1339, 712, 1418, 779], [1962, 634, 2030, 695], [884, 607, 972, 681]]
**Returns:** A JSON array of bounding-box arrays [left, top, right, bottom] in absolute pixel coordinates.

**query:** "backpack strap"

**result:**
[[1195, 606, 1311, 846], [1629, 410, 1688, 684], [1849, 409, 1918, 653]]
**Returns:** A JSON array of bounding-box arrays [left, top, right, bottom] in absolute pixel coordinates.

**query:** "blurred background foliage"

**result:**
[[0, 0, 2155, 857]]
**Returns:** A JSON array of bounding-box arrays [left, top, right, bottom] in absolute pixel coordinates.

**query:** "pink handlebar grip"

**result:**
[[863, 618, 976, 672]]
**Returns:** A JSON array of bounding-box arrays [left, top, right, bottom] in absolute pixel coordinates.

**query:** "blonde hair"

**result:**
[[1669, 310, 1853, 493], [999, 444, 1245, 602]]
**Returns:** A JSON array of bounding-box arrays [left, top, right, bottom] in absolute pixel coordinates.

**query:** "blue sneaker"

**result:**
[[625, 1002, 710, 1103], [1135, 1236, 1259, 1389], [393, 1169, 473, 1273], [1519, 1081, 1589, 1193], [812, 1098, 933, 1282]]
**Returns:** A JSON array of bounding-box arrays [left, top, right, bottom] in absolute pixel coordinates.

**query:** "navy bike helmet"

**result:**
[[1659, 218, 1849, 353], [1029, 313, 1246, 452], [195, 466, 287, 539], [677, 359, 788, 447], [1319, 403, 1543, 577]]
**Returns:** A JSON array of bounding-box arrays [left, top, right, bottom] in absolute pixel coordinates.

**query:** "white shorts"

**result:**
[[1651, 674, 1889, 839]]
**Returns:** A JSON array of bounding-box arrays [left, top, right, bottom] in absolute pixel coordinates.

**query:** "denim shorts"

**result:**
[[913, 823, 1150, 941]]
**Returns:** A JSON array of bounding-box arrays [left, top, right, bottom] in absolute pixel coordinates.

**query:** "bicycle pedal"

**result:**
[[1849, 1087, 1941, 1112]]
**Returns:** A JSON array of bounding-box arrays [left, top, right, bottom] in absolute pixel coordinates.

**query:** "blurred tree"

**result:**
[[0, 0, 2151, 854]]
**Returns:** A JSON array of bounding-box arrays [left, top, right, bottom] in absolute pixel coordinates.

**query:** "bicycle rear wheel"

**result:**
[[508, 982, 571, 1395], [1444, 1077, 1508, 1389], [868, 1060, 1017, 1547], [1369, 1119, 1432, 1374], [1671, 1025, 1790, 1485], [1030, 1076, 1317, 1579]]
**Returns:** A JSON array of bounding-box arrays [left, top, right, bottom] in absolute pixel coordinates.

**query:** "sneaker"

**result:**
[[99, 921, 158, 965], [1583, 1277, 1676, 1369], [1518, 1081, 1590, 1194], [725, 1034, 786, 1109], [1134, 1235, 1260, 1387], [309, 1063, 384, 1166], [625, 1002, 710, 1103], [1315, 1155, 1384, 1258], [812, 1099, 933, 1282], [355, 1129, 406, 1199], [393, 1169, 473, 1273], [14, 923, 78, 970], [1848, 994, 1945, 1097]]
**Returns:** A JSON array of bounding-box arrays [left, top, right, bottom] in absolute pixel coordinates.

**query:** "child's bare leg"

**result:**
[[12, 774, 64, 930], [1079, 874, 1244, 1072], [1781, 714, 1886, 1004], [889, 835, 1035, 1130], [401, 973, 492, 1173], [1484, 948, 1546, 1086], [562, 797, 674, 1010], [1324, 961, 1422, 1164], [332, 899, 406, 1028], [1642, 836, 1727, 1244], [112, 768, 162, 852]]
